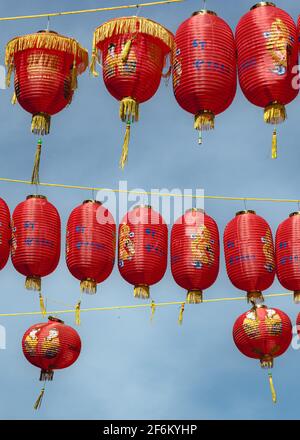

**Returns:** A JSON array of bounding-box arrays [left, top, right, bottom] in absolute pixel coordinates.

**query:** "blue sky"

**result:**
[[0, 0, 300, 420]]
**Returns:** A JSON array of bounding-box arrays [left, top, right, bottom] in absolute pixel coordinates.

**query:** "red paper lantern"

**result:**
[[224, 210, 276, 302], [275, 212, 300, 303], [11, 195, 61, 292], [173, 10, 236, 142], [236, 2, 298, 158], [0, 198, 11, 271], [118, 205, 168, 299], [22, 316, 81, 381], [91, 17, 174, 168], [171, 209, 220, 303], [5, 30, 88, 135], [66, 200, 116, 294]]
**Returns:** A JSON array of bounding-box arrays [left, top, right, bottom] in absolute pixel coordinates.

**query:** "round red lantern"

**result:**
[[236, 2, 298, 158], [5, 30, 88, 135], [91, 17, 174, 168], [118, 205, 168, 299], [224, 210, 276, 303], [11, 195, 61, 292], [275, 212, 300, 303], [171, 209, 220, 303], [66, 200, 116, 294], [173, 10, 236, 143], [22, 316, 81, 381], [0, 198, 11, 271]]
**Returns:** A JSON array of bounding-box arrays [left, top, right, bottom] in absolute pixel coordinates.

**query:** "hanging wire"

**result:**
[[46, 15, 50, 31]]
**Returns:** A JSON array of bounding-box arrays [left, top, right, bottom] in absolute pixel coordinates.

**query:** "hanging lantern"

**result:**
[[236, 2, 299, 158], [5, 30, 88, 135], [22, 316, 81, 409], [173, 9, 237, 144], [275, 212, 300, 303], [233, 304, 292, 402], [171, 208, 220, 303], [11, 195, 61, 292], [224, 210, 275, 303], [91, 17, 174, 168], [118, 205, 168, 299], [0, 198, 11, 271], [66, 200, 116, 294]]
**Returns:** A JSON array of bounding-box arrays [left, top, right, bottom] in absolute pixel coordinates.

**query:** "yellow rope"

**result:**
[[0, 177, 299, 203], [0, 1, 185, 22], [0, 293, 293, 318]]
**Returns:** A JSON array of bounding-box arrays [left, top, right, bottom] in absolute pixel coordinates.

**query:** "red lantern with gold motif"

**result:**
[[118, 205, 168, 299], [171, 209, 219, 303], [5, 30, 88, 135], [91, 17, 173, 168], [0, 198, 11, 271], [173, 9, 237, 143], [275, 212, 300, 303], [236, 2, 299, 158], [66, 200, 116, 294], [224, 210, 275, 303], [233, 305, 292, 402], [11, 195, 61, 292]]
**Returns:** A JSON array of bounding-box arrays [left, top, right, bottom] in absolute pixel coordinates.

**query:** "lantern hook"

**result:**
[[46, 15, 50, 31], [243, 198, 247, 211]]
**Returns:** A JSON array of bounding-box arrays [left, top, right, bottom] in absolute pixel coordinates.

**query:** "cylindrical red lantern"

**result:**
[[173, 10, 236, 142], [118, 205, 168, 299], [236, 2, 298, 158], [171, 209, 220, 303], [5, 30, 88, 135], [66, 200, 116, 294], [11, 195, 61, 292], [91, 17, 174, 168], [233, 305, 292, 368], [22, 316, 81, 381], [224, 210, 275, 303], [275, 212, 300, 303], [0, 198, 11, 271]]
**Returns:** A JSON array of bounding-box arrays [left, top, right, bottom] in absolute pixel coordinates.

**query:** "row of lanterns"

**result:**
[[1, 195, 300, 304], [4, 2, 300, 171]]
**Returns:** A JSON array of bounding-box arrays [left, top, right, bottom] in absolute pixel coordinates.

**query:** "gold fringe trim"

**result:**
[[178, 303, 185, 325], [5, 32, 88, 75], [268, 372, 277, 404], [39, 291, 47, 317], [25, 276, 41, 292], [75, 300, 81, 326], [264, 102, 287, 125], [272, 128, 277, 159], [194, 111, 215, 131], [186, 290, 203, 304], [119, 97, 139, 123], [294, 291, 300, 304], [31, 138, 42, 185], [34, 386, 45, 410], [80, 278, 97, 294], [120, 122, 131, 169], [134, 285, 150, 299], [11, 91, 17, 105], [260, 356, 273, 369], [31, 113, 51, 136], [247, 291, 264, 304], [93, 16, 173, 61]]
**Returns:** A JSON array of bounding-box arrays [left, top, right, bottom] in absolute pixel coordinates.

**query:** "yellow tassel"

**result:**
[[194, 111, 215, 131], [268, 372, 277, 404], [186, 290, 203, 304], [134, 285, 150, 299], [178, 303, 185, 326], [31, 113, 51, 136], [75, 301, 81, 326], [11, 91, 17, 105], [294, 291, 300, 304], [119, 97, 139, 123], [39, 292, 47, 317], [89, 50, 99, 77], [71, 59, 78, 91], [5, 63, 13, 88], [121, 39, 133, 63], [264, 102, 287, 124], [25, 276, 41, 292], [272, 128, 277, 159], [80, 278, 97, 294], [34, 386, 45, 410], [120, 122, 131, 169], [150, 301, 156, 323], [31, 138, 42, 185]]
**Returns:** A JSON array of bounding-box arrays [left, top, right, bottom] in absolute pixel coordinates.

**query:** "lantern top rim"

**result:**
[[185, 208, 205, 213], [250, 2, 276, 10], [236, 210, 256, 216], [26, 194, 47, 200], [133, 205, 152, 209], [289, 211, 300, 217], [48, 316, 64, 324], [83, 199, 102, 205], [192, 10, 217, 16]]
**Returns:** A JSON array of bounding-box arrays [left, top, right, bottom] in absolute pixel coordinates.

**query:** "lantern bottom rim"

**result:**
[[25, 276, 41, 292], [31, 113, 51, 136], [186, 290, 203, 304], [80, 278, 97, 294], [247, 291, 264, 304], [134, 285, 150, 300]]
